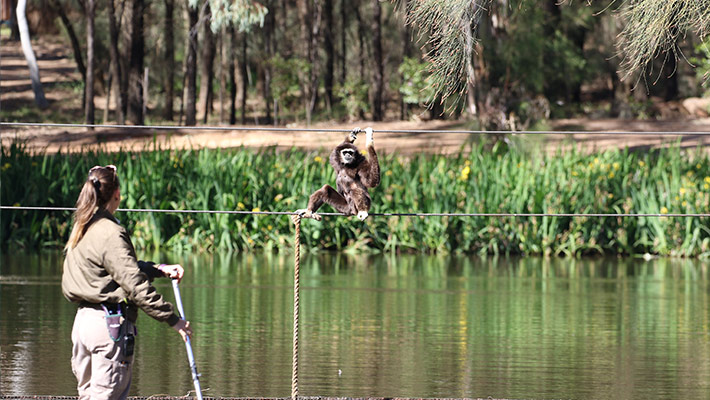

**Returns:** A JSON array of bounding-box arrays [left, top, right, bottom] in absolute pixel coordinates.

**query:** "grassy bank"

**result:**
[[2, 140, 710, 256]]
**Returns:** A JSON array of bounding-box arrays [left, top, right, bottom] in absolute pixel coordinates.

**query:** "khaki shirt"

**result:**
[[62, 209, 179, 326]]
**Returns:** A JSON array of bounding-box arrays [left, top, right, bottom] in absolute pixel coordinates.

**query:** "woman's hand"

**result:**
[[172, 319, 192, 342], [157, 263, 184, 282]]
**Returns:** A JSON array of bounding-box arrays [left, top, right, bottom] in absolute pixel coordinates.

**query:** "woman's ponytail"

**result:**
[[65, 165, 119, 251]]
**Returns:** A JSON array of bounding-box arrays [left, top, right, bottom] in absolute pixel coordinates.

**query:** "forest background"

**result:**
[[4, 0, 710, 257]]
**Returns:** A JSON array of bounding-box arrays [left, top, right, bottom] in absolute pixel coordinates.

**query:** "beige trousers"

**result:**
[[71, 306, 134, 400]]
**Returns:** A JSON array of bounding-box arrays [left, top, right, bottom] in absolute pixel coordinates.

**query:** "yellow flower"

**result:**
[[682, 201, 687, 207], [237, 202, 245, 210], [607, 193, 614, 199], [608, 172, 615, 179], [660, 207, 668, 214], [2, 163, 10, 171], [460, 166, 471, 180], [680, 187, 687, 196], [594, 158, 600, 164], [267, 225, 273, 231], [314, 156, 323, 163], [465, 160, 472, 166], [639, 161, 646, 167], [697, 163, 702, 170], [252, 207, 261, 212], [385, 170, 393, 176], [705, 183, 710, 190], [572, 171, 578, 176], [705, 177, 710, 184], [274, 194, 283, 202], [613, 162, 620, 170]]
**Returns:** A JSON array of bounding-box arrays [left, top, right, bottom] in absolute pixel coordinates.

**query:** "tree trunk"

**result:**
[[185, 0, 199, 126], [143, 67, 149, 118], [104, 72, 112, 122], [9, 0, 20, 40], [218, 31, 224, 123], [324, 0, 334, 110], [85, 0, 96, 124], [299, 0, 322, 125], [16, 0, 48, 108], [354, 0, 366, 119], [240, 34, 247, 124], [50, 0, 86, 110], [262, 0, 274, 124], [127, 0, 145, 125], [162, 0, 175, 120], [107, 0, 125, 123], [371, 0, 383, 121], [277, 1, 288, 56], [199, 4, 216, 123], [340, 0, 347, 85], [118, 0, 130, 119], [229, 25, 237, 125], [51, 0, 86, 83], [400, 0, 411, 119]]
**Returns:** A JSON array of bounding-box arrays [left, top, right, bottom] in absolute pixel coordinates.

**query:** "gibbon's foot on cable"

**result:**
[[357, 211, 369, 221], [295, 209, 322, 221]]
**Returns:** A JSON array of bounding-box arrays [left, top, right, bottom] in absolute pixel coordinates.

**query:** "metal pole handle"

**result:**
[[172, 279, 204, 400]]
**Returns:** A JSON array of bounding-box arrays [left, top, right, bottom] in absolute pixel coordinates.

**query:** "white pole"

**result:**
[[171, 279, 204, 400]]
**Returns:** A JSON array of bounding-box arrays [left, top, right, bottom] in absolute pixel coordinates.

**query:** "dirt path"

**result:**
[[3, 36, 710, 155]]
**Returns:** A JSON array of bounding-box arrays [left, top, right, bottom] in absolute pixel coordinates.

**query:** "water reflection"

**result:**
[[2, 252, 710, 399]]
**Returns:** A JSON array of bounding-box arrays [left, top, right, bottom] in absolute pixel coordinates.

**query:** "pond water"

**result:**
[[2, 251, 710, 399]]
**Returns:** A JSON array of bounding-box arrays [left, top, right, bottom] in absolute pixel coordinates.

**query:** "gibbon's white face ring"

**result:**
[[341, 149, 356, 164]]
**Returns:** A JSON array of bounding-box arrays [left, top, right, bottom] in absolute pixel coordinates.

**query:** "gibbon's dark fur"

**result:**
[[301, 131, 380, 219]]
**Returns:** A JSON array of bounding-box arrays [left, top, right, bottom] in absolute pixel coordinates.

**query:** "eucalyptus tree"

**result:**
[[614, 0, 710, 84], [16, 0, 48, 109], [183, 0, 266, 125], [405, 0, 710, 122], [404, 0, 485, 116]]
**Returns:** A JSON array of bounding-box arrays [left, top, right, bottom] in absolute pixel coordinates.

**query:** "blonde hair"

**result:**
[[65, 165, 119, 251]]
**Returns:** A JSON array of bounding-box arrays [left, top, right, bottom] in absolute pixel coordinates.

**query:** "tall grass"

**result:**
[[3, 140, 710, 256]]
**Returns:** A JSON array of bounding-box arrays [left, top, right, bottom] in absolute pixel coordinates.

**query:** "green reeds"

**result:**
[[2, 140, 710, 256]]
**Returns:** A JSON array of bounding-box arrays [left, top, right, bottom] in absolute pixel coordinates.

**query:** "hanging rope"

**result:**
[[291, 215, 301, 400]]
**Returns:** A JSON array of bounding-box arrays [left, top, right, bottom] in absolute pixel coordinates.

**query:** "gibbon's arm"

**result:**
[[361, 128, 380, 188]]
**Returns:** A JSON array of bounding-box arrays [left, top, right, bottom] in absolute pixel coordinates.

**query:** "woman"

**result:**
[[62, 164, 192, 399]]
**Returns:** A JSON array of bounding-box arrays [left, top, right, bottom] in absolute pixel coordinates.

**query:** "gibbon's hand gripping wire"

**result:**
[[171, 279, 204, 400]]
